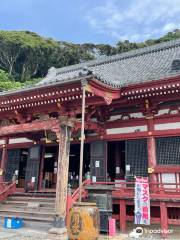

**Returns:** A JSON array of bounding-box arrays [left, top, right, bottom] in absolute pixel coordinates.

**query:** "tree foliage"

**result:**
[[0, 29, 179, 90], [0, 69, 21, 90]]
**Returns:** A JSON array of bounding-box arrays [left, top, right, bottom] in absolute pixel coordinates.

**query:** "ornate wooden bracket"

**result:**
[[52, 116, 77, 140], [94, 106, 112, 122], [143, 99, 159, 118]]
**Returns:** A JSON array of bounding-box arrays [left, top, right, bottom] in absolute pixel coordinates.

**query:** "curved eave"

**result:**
[[0, 74, 94, 99], [121, 75, 180, 100], [88, 78, 121, 100]]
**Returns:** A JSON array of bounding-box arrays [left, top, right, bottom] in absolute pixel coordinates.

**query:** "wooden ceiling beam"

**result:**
[[0, 119, 59, 137]]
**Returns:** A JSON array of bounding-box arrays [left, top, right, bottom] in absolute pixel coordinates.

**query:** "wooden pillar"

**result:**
[[38, 145, 45, 190], [147, 116, 157, 184], [119, 199, 126, 232], [0, 138, 9, 183], [50, 116, 75, 235], [160, 202, 168, 238], [147, 136, 157, 183]]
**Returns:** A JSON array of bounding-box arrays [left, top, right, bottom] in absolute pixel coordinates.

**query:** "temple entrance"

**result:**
[[69, 143, 90, 189], [43, 146, 58, 189], [5, 148, 29, 189], [107, 141, 125, 182], [18, 149, 28, 188], [42, 143, 90, 190]]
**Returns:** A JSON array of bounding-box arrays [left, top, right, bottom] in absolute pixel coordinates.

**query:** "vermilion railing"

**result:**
[[66, 180, 90, 213], [0, 182, 16, 202], [89, 180, 180, 198], [66, 172, 180, 214]]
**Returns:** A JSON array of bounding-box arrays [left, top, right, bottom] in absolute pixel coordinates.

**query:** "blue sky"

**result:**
[[0, 0, 180, 44]]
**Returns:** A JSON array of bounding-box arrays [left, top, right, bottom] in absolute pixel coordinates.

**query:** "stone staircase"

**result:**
[[0, 191, 56, 231]]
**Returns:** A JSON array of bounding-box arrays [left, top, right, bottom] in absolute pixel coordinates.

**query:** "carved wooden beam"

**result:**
[[0, 119, 60, 137], [14, 110, 26, 124]]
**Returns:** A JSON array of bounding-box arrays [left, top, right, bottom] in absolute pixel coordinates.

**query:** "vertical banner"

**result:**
[[134, 177, 150, 225]]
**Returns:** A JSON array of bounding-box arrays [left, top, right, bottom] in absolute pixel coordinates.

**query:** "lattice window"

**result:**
[[156, 136, 180, 165], [125, 139, 148, 181], [5, 149, 21, 182]]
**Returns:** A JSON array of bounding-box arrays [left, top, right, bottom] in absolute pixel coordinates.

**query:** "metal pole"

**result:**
[[79, 82, 86, 202]]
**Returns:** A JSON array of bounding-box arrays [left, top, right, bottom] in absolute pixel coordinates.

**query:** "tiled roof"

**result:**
[[38, 39, 180, 88]]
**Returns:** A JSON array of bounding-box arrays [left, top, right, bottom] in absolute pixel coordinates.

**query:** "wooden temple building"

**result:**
[[0, 39, 180, 235]]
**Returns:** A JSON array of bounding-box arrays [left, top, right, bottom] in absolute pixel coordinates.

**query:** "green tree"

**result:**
[[0, 69, 21, 90]]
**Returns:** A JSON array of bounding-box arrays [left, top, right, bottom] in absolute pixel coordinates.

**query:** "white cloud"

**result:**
[[86, 0, 180, 42], [163, 23, 179, 32]]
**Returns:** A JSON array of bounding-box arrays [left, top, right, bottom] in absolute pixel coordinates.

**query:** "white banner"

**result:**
[[134, 177, 150, 225]]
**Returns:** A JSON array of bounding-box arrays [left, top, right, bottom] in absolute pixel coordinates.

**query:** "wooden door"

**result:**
[[25, 145, 41, 190], [5, 149, 21, 182], [90, 141, 107, 182]]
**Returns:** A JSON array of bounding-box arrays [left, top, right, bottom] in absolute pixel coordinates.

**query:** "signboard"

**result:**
[[134, 177, 150, 225]]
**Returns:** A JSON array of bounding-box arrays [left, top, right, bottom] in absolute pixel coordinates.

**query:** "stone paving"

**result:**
[[0, 227, 180, 240]]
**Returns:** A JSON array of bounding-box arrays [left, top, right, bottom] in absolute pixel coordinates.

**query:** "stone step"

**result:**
[[28, 191, 56, 194], [2, 200, 55, 208], [8, 196, 55, 203], [0, 192, 56, 231], [0, 212, 54, 222], [14, 192, 56, 198], [0, 208, 55, 218], [0, 205, 55, 212]]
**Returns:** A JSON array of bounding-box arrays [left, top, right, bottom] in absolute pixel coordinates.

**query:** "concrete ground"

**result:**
[[0, 227, 180, 240], [0, 222, 180, 240]]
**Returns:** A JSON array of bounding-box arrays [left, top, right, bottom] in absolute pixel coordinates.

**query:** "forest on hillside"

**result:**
[[0, 29, 180, 91]]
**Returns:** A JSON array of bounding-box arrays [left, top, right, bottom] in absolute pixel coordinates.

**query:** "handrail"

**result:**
[[67, 178, 180, 214], [66, 180, 90, 213], [71, 180, 89, 202], [0, 182, 16, 202], [89, 181, 180, 194], [154, 166, 180, 173]]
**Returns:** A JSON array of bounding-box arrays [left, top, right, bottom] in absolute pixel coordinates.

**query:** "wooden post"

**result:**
[[119, 199, 126, 232], [0, 138, 9, 184], [38, 145, 45, 190], [79, 80, 86, 202], [49, 116, 75, 236], [147, 136, 157, 184], [160, 202, 168, 238], [147, 116, 157, 184]]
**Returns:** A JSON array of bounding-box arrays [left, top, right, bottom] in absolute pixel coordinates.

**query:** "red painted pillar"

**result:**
[[0, 138, 9, 184], [38, 145, 45, 190], [160, 202, 168, 238], [66, 185, 73, 214], [119, 199, 126, 232]]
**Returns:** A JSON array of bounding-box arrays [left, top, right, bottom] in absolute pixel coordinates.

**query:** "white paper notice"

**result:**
[[95, 161, 99, 168], [92, 176, 96, 182], [31, 177, 36, 183], [116, 167, 120, 174], [126, 165, 130, 171]]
